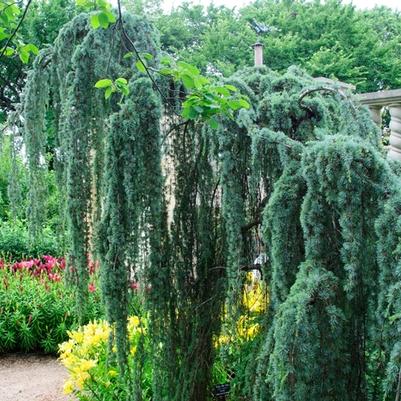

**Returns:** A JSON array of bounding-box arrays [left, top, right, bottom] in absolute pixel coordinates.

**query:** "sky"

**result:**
[[161, 0, 401, 12]]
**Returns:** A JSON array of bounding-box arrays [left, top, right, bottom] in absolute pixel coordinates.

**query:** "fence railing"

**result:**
[[359, 89, 401, 162]]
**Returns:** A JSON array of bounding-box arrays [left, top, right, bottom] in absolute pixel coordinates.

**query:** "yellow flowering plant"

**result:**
[[212, 272, 269, 390], [60, 273, 268, 401], [215, 272, 269, 346], [59, 315, 148, 400]]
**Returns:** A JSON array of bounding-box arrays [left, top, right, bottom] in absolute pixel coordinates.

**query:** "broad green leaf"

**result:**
[[123, 52, 134, 59], [19, 49, 29, 64], [177, 61, 199, 75], [207, 103, 221, 110], [194, 75, 209, 88], [159, 68, 173, 76], [104, 11, 116, 23], [142, 52, 153, 60], [104, 86, 113, 99], [182, 74, 195, 89], [184, 94, 201, 105], [238, 98, 250, 109], [160, 56, 172, 66], [10, 4, 20, 15], [76, 0, 87, 7], [181, 108, 191, 119], [5, 5, 18, 20], [98, 12, 110, 28], [95, 79, 112, 88], [90, 14, 100, 29], [204, 94, 216, 102], [119, 85, 129, 96], [214, 87, 230, 96], [3, 46, 14, 56], [225, 84, 237, 92], [0, 12, 10, 24], [98, 0, 111, 10], [208, 118, 219, 129], [0, 31, 9, 41], [115, 78, 128, 85], [181, 104, 198, 120], [228, 100, 242, 111], [23, 44, 39, 55], [193, 76, 204, 90], [135, 60, 147, 73]]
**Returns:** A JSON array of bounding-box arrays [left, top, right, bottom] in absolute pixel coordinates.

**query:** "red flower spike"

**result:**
[[129, 281, 139, 291]]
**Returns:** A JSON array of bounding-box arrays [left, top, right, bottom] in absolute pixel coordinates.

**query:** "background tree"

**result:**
[[156, 0, 401, 92], [0, 0, 76, 121], [3, 0, 401, 122]]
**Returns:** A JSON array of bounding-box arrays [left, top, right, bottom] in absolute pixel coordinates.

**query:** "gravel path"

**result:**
[[0, 354, 71, 401]]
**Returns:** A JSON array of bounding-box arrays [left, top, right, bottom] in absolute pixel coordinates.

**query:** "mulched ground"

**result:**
[[0, 353, 70, 401]]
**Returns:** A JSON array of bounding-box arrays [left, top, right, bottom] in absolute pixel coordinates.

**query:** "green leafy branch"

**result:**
[[95, 53, 250, 128], [94, 77, 129, 99], [76, 0, 116, 29], [89, 0, 250, 128], [0, 0, 39, 64], [158, 56, 250, 128], [88, 0, 178, 112]]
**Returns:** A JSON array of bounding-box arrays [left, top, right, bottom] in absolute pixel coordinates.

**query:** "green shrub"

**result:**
[[0, 264, 103, 354], [0, 220, 62, 261]]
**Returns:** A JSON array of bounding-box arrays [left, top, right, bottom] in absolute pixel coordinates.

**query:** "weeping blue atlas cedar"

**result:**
[[19, 11, 401, 401]]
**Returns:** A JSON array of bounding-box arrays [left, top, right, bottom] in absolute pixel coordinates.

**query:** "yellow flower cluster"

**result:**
[[215, 273, 269, 347], [59, 316, 146, 395], [242, 272, 268, 313], [59, 320, 110, 394], [236, 315, 260, 340], [128, 315, 144, 333], [128, 315, 146, 355]]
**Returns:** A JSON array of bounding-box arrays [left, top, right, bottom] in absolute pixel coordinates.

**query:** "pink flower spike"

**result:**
[[88, 283, 96, 293], [59, 258, 66, 270], [129, 281, 139, 291]]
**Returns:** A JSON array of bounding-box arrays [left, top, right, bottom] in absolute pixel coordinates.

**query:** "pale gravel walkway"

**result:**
[[0, 354, 71, 401]]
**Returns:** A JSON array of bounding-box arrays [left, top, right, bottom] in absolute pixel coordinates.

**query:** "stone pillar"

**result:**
[[368, 106, 382, 126], [388, 105, 401, 162], [252, 42, 263, 66]]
